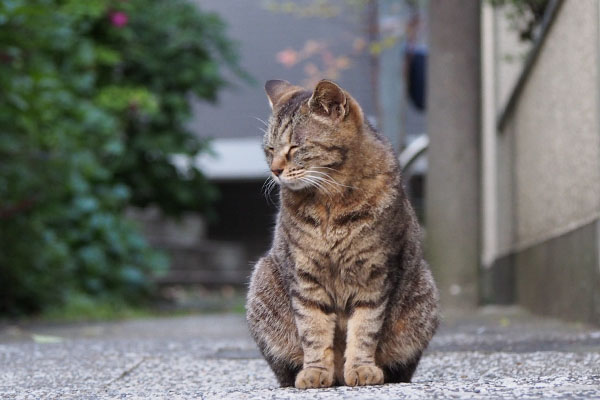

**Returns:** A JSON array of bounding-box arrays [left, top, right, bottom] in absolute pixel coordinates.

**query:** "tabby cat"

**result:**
[[246, 79, 439, 389]]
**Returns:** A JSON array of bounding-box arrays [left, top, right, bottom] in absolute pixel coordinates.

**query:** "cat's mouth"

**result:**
[[276, 169, 343, 193], [277, 175, 312, 191], [274, 169, 320, 191]]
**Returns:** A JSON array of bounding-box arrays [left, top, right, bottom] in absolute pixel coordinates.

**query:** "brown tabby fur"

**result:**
[[246, 79, 439, 389]]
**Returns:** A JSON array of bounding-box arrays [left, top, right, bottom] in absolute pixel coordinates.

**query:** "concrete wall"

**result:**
[[495, 0, 600, 324], [493, 6, 532, 113], [510, 1, 600, 248]]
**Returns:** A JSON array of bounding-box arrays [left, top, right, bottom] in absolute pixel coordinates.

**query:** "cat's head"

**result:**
[[262, 79, 364, 191]]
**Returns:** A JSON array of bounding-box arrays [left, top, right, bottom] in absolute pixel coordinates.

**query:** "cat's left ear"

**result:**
[[309, 80, 348, 120]]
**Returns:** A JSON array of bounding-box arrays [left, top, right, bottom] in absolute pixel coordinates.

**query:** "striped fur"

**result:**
[[247, 80, 439, 388]]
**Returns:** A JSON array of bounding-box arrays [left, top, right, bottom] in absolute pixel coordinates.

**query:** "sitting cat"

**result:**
[[246, 79, 439, 389]]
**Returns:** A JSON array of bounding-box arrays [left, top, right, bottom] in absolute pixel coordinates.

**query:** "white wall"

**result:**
[[497, 0, 600, 251]]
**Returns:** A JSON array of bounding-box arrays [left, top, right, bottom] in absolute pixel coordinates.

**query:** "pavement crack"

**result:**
[[103, 357, 147, 388]]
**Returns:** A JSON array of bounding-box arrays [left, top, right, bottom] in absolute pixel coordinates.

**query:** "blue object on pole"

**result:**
[[406, 48, 427, 111]]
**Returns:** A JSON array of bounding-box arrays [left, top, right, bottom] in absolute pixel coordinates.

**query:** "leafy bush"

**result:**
[[0, 0, 244, 315]]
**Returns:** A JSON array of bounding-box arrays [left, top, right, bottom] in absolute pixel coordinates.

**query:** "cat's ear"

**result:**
[[309, 80, 348, 120], [265, 80, 297, 109]]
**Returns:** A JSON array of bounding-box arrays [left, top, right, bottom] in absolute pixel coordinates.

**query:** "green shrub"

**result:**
[[0, 0, 245, 315]]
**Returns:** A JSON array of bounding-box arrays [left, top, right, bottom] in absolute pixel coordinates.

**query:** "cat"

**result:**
[[246, 79, 439, 389]]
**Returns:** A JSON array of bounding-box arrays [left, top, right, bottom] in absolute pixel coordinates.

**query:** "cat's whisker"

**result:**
[[261, 179, 268, 193], [312, 166, 339, 172], [267, 178, 278, 195], [308, 170, 361, 191], [261, 178, 271, 199], [251, 116, 269, 127], [301, 171, 340, 191], [307, 171, 340, 183], [309, 178, 334, 198], [308, 182, 333, 199], [306, 175, 343, 194], [300, 176, 332, 198], [307, 170, 335, 177], [307, 172, 349, 192], [261, 174, 274, 193], [262, 176, 279, 206]]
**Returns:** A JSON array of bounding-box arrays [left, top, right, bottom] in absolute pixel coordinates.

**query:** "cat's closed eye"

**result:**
[[287, 145, 299, 158]]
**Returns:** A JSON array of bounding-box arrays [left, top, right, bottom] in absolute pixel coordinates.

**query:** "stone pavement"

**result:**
[[1, 306, 599, 399]]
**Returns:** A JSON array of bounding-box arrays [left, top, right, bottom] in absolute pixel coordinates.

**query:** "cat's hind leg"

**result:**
[[376, 265, 439, 383], [246, 255, 303, 387], [376, 309, 433, 383], [381, 352, 422, 383]]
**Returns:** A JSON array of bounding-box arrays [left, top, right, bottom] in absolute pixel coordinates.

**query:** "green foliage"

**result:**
[[41, 293, 155, 322], [0, 0, 244, 315]]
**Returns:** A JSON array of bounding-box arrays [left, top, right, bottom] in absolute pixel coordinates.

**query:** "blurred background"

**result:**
[[0, 0, 598, 326]]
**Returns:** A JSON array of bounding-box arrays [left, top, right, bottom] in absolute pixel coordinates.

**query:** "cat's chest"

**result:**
[[303, 201, 373, 235], [284, 199, 389, 284], [308, 214, 367, 254], [302, 221, 382, 281], [292, 202, 379, 255]]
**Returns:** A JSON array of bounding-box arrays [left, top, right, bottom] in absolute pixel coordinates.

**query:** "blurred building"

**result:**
[[427, 0, 600, 325], [146, 0, 426, 287], [186, 0, 376, 280]]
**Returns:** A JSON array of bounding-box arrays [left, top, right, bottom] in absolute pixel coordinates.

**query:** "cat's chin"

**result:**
[[278, 178, 311, 191]]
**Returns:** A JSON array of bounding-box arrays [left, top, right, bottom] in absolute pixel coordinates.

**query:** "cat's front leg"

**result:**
[[344, 300, 387, 386], [291, 287, 336, 389]]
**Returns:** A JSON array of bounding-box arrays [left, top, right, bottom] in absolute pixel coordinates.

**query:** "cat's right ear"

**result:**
[[265, 80, 295, 110]]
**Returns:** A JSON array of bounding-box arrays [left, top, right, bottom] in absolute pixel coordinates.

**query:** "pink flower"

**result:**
[[109, 11, 128, 28], [276, 49, 298, 68]]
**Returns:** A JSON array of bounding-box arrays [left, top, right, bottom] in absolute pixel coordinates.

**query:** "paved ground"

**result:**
[[1, 306, 599, 399]]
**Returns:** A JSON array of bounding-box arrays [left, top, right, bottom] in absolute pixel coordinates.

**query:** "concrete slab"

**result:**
[[1, 307, 599, 399]]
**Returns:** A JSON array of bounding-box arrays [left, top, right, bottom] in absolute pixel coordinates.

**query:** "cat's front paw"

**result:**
[[344, 365, 384, 386], [295, 367, 334, 389]]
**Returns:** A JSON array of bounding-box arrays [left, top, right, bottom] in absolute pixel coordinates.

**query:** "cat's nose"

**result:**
[[271, 168, 283, 177], [271, 156, 286, 177]]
